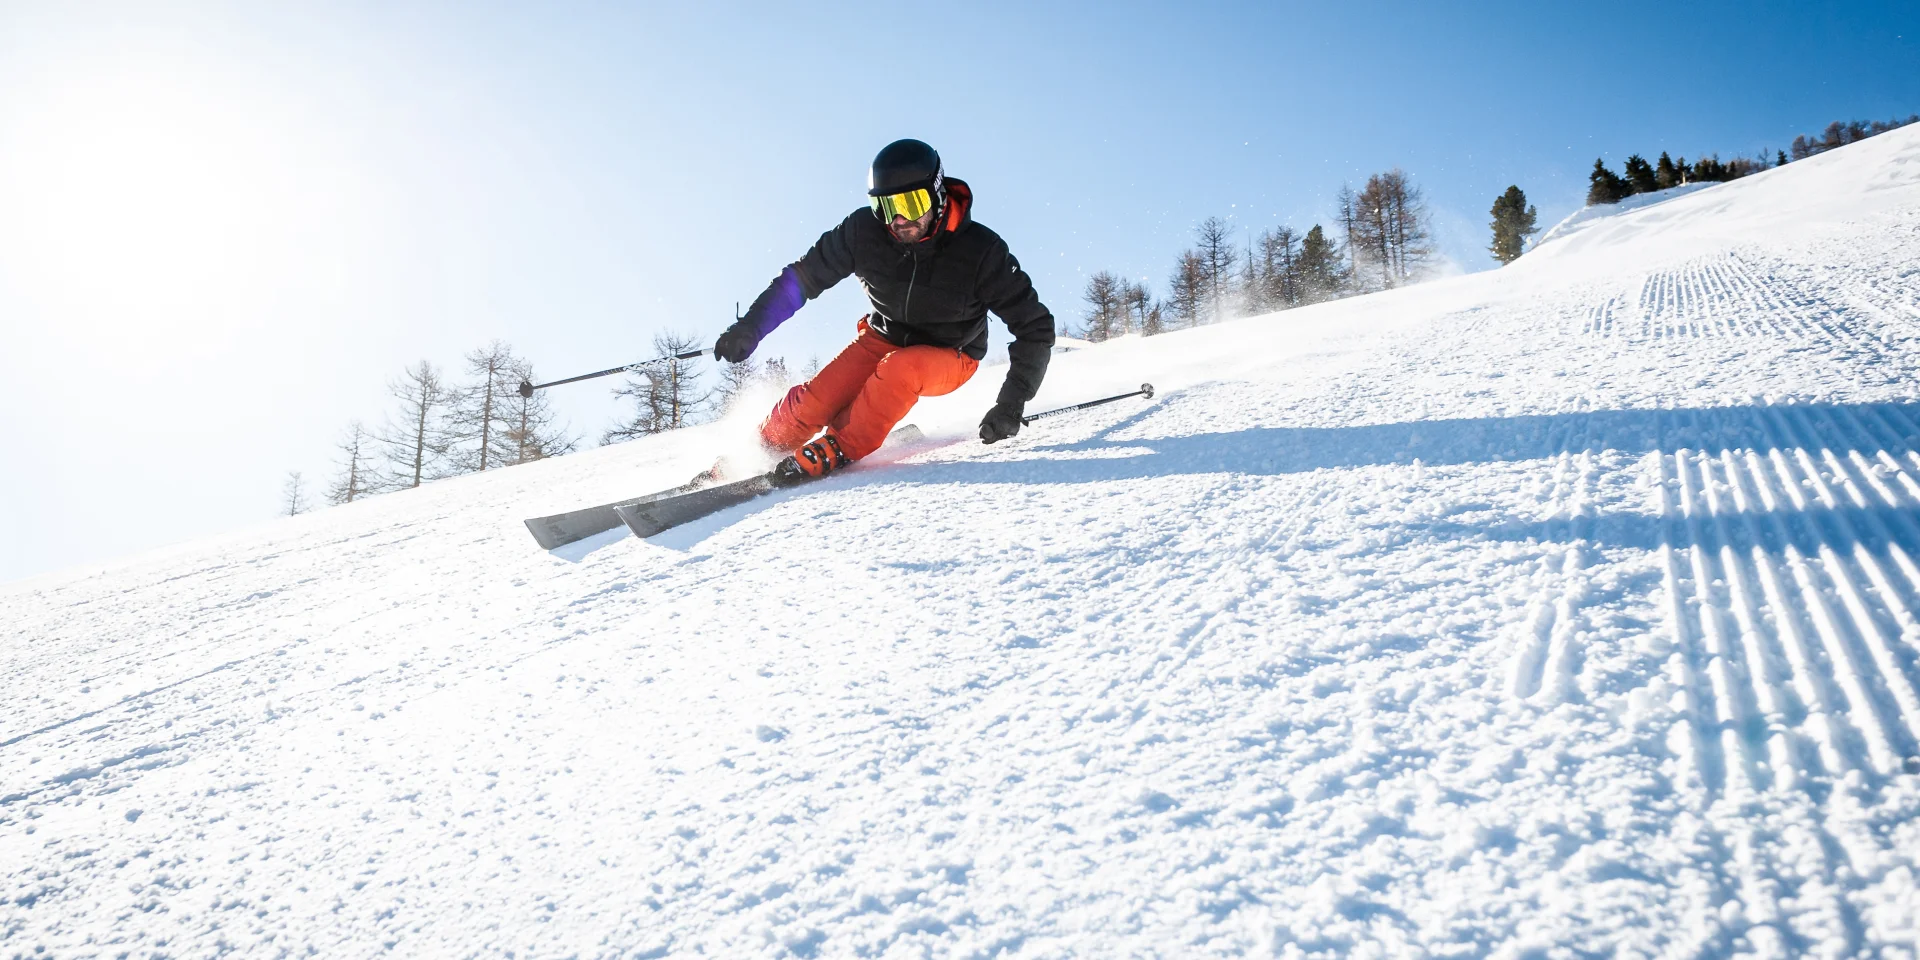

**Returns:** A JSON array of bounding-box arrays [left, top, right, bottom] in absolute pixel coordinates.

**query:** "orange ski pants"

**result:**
[[760, 317, 979, 461]]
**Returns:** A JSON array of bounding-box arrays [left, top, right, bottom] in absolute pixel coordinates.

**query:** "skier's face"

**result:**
[[888, 207, 936, 243]]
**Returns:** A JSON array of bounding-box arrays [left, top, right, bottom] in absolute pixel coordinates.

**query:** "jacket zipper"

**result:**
[[904, 255, 918, 326]]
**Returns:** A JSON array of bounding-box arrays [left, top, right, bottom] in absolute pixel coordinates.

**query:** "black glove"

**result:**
[[713, 323, 761, 363], [979, 403, 1023, 444]]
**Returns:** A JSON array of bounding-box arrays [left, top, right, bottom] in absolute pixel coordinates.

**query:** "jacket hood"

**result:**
[[939, 178, 974, 236]]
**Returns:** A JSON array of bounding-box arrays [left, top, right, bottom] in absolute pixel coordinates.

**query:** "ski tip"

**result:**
[[1141, 383, 1155, 399]]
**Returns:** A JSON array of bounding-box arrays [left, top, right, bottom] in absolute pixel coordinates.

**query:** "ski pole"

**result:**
[[518, 349, 707, 398], [1022, 383, 1155, 425]]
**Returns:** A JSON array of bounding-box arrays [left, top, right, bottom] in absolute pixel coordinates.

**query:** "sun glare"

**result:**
[[5, 51, 350, 358]]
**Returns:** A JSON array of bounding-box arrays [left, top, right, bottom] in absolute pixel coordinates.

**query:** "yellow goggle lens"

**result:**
[[869, 187, 934, 222]]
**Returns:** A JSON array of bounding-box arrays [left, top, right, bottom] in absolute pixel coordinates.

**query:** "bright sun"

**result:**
[[3, 45, 361, 358]]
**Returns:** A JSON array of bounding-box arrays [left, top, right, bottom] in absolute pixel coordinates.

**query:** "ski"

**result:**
[[522, 475, 714, 550], [613, 471, 796, 538], [524, 424, 928, 550], [613, 427, 927, 539]]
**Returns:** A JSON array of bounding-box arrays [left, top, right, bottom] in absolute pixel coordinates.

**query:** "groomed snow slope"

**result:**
[[7, 127, 1920, 959]]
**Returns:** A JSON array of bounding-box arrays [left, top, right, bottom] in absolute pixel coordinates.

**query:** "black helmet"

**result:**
[[868, 139, 943, 198]]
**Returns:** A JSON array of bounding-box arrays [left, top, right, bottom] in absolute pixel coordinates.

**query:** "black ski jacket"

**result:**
[[737, 179, 1056, 409]]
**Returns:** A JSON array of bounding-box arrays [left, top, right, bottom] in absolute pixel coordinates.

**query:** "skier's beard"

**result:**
[[889, 209, 935, 243]]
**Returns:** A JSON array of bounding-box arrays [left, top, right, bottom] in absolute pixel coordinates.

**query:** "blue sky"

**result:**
[[2, 0, 1916, 582]]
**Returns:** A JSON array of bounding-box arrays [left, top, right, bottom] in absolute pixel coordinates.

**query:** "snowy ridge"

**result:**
[[5, 125, 1920, 958], [1532, 180, 1716, 249]]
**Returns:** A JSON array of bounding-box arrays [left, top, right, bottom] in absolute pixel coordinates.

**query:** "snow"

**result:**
[[6, 125, 1920, 958], [1532, 181, 1717, 249]]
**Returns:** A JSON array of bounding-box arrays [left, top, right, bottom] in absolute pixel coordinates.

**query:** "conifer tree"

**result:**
[[1488, 186, 1539, 265], [1586, 159, 1628, 204], [1623, 155, 1658, 194], [1776, 149, 1788, 167], [1655, 152, 1680, 189], [1296, 225, 1346, 304]]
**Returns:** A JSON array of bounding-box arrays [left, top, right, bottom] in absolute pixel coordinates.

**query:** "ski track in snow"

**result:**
[[6, 130, 1920, 958]]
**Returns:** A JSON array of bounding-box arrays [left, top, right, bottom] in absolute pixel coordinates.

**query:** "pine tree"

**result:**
[[282, 471, 309, 516], [328, 420, 383, 505], [378, 360, 452, 489], [1488, 185, 1539, 265], [1655, 152, 1680, 189], [1623, 155, 1659, 194], [1776, 149, 1788, 167], [1296, 225, 1346, 304], [1586, 159, 1628, 205], [1080, 271, 1125, 341]]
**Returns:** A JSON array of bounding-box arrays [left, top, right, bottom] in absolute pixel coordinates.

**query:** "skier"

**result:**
[[712, 138, 1057, 483]]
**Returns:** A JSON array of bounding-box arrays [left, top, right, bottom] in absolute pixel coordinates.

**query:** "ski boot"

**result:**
[[771, 434, 850, 487]]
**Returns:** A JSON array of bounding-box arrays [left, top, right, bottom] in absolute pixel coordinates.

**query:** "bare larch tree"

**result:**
[[1351, 170, 1432, 288], [1080, 270, 1125, 341], [603, 331, 710, 444], [282, 471, 309, 516], [379, 359, 452, 489], [448, 340, 522, 473], [501, 358, 577, 464], [1124, 281, 1159, 336], [328, 420, 383, 505], [1194, 217, 1238, 323], [1166, 250, 1208, 329]]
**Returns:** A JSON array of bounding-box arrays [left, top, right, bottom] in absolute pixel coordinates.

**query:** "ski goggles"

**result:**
[[869, 187, 936, 223]]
